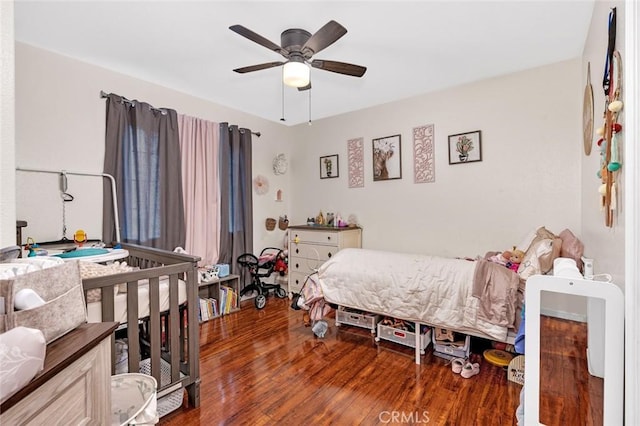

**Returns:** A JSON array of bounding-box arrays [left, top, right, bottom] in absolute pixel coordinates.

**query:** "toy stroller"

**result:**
[[237, 247, 288, 309]]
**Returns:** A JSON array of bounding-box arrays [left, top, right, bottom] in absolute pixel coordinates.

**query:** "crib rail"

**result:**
[[81, 243, 201, 408]]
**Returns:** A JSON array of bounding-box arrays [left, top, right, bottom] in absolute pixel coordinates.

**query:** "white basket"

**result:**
[[432, 333, 471, 360], [336, 307, 380, 331], [111, 373, 158, 426], [377, 323, 431, 353]]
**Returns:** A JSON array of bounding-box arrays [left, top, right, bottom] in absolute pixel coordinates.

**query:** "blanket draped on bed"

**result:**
[[317, 248, 520, 341]]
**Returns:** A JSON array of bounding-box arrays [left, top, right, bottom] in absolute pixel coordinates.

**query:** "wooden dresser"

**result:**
[[288, 225, 362, 294], [0, 322, 118, 425]]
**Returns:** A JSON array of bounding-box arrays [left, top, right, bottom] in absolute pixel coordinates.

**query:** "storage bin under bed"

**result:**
[[376, 323, 432, 353], [335, 306, 380, 332]]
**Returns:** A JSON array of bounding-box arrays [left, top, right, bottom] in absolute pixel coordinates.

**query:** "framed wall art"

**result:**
[[372, 134, 402, 181], [448, 130, 482, 165], [320, 154, 339, 179]]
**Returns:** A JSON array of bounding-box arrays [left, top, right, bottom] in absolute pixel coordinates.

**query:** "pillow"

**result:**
[[0, 326, 46, 404], [517, 227, 562, 278], [517, 251, 541, 281], [558, 229, 584, 270]]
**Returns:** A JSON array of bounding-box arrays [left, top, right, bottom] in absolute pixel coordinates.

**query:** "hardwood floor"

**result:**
[[161, 298, 603, 425]]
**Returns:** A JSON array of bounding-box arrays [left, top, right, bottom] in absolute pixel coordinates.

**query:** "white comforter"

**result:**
[[318, 248, 509, 341]]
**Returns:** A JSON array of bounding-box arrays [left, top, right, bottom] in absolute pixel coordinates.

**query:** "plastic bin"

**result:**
[[376, 323, 432, 354], [335, 307, 380, 332]]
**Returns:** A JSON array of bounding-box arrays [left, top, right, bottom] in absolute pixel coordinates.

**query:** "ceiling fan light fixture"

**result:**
[[283, 61, 310, 88]]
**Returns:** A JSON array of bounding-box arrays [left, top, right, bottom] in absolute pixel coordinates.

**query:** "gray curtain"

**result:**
[[218, 123, 253, 284], [102, 93, 185, 251]]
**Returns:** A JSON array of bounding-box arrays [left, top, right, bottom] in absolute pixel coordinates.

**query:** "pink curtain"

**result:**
[[178, 115, 219, 266]]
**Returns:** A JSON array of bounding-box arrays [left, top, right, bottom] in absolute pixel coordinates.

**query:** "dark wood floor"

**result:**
[[161, 298, 603, 425]]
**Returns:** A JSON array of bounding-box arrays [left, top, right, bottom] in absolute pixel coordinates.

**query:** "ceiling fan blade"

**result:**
[[311, 60, 367, 77], [229, 25, 288, 57], [298, 82, 312, 91], [233, 61, 285, 74], [301, 20, 347, 57]]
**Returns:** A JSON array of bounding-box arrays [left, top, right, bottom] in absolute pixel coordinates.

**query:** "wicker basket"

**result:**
[[278, 216, 289, 230], [265, 218, 276, 231]]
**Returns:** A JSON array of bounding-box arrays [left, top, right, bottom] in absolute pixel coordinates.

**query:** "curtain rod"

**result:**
[[100, 90, 167, 116], [233, 128, 261, 138]]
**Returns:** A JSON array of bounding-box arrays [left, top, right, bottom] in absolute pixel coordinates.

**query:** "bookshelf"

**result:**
[[198, 274, 241, 322]]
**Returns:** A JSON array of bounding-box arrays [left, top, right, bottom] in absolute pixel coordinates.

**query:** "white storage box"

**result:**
[[377, 323, 432, 354], [335, 307, 380, 332], [432, 333, 471, 360]]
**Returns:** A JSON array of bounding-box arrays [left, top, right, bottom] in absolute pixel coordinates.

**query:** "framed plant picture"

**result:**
[[448, 130, 482, 165], [320, 154, 339, 179], [372, 134, 402, 181]]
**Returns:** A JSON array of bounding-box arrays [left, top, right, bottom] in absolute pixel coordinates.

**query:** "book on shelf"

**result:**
[[199, 297, 218, 321], [221, 285, 238, 314]]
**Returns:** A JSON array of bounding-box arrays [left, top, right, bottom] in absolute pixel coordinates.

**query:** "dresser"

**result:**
[[288, 225, 362, 294], [0, 322, 117, 425]]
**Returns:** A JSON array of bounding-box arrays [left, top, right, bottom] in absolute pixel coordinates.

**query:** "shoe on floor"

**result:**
[[461, 362, 480, 379], [451, 358, 465, 374]]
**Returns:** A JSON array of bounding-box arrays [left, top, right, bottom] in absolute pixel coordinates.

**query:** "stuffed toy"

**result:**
[[489, 250, 512, 266], [273, 250, 288, 276], [506, 249, 525, 272]]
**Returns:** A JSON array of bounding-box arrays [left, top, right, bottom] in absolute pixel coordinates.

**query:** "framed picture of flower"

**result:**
[[448, 130, 482, 165], [320, 154, 339, 179]]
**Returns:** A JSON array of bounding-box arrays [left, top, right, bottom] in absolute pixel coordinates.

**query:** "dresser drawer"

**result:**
[[290, 243, 336, 262], [289, 255, 326, 274], [290, 229, 341, 246], [289, 271, 309, 294]]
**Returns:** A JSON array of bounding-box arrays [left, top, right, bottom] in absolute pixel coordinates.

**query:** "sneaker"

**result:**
[[461, 362, 480, 379], [451, 358, 465, 374]]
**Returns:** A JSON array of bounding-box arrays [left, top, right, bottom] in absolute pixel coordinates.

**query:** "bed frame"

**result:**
[[81, 243, 201, 408]]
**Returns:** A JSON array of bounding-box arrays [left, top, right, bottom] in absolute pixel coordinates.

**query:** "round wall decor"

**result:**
[[583, 62, 594, 156], [273, 153, 288, 175]]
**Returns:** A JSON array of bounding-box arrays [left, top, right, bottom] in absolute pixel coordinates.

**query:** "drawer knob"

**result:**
[[296, 263, 299, 269], [327, 236, 331, 241], [296, 248, 299, 254], [328, 252, 332, 258], [295, 279, 299, 284]]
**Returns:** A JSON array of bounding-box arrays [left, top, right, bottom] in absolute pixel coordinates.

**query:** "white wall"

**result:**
[[289, 60, 582, 258], [0, 1, 15, 247], [581, 1, 626, 287], [15, 42, 292, 253]]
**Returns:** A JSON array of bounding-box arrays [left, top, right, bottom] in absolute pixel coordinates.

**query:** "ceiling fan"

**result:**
[[229, 20, 367, 90]]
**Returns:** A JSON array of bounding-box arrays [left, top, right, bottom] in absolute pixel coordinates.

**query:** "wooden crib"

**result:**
[[81, 243, 201, 410]]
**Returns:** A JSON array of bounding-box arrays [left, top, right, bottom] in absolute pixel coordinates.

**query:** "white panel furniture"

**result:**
[[525, 275, 623, 426], [288, 225, 361, 295], [0, 322, 117, 425]]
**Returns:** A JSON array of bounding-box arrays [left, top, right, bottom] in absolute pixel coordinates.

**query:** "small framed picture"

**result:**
[[448, 130, 482, 165], [372, 134, 402, 181], [320, 154, 339, 179]]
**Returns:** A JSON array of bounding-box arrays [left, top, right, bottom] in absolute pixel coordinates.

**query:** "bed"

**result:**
[[315, 227, 584, 352], [80, 243, 201, 410], [318, 248, 520, 342]]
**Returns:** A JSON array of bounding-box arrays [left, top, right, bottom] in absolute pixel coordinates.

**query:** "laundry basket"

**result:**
[[111, 373, 158, 425]]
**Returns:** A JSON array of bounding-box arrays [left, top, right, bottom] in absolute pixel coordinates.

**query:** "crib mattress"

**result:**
[[86, 277, 187, 323]]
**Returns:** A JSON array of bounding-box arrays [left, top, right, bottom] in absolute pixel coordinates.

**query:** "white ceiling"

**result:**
[[14, 1, 595, 126]]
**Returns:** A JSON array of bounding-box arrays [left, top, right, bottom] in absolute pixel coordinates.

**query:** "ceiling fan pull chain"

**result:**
[[280, 74, 286, 122], [308, 86, 312, 125]]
